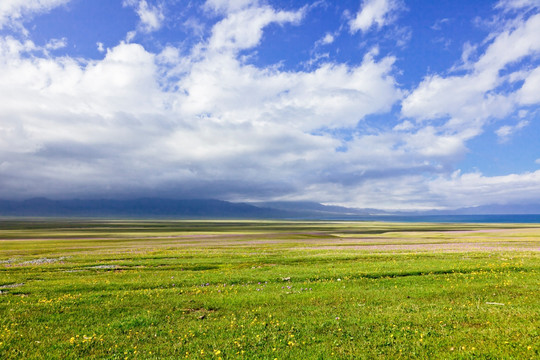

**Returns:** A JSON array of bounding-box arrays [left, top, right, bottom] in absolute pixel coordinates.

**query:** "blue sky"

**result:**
[[0, 0, 540, 210]]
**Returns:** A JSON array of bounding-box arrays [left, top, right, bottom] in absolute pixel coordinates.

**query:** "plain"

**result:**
[[1, 220, 539, 359]]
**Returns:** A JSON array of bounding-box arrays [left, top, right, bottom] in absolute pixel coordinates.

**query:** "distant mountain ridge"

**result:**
[[250, 201, 373, 215], [0, 198, 287, 218], [0, 198, 539, 218]]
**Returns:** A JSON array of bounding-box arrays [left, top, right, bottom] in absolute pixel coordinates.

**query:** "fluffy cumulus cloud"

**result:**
[[207, 6, 304, 52], [408, 15, 540, 127], [399, 7, 540, 209], [0, 0, 540, 209], [124, 0, 165, 33], [349, 0, 403, 33], [0, 0, 70, 30], [0, 0, 403, 204], [402, 12, 540, 129]]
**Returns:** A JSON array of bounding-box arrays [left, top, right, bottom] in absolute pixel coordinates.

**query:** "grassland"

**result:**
[[0, 219, 539, 359]]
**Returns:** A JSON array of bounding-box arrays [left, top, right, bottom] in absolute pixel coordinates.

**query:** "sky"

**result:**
[[0, 0, 540, 210]]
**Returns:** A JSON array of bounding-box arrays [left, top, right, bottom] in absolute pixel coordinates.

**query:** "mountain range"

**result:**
[[0, 198, 539, 218]]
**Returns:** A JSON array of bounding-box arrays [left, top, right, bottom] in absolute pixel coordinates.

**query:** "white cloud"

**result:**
[[393, 120, 414, 131], [518, 65, 540, 104], [177, 49, 401, 131], [96, 42, 105, 52], [0, 0, 539, 210], [204, 0, 258, 14], [125, 31, 136, 43], [207, 5, 304, 52], [495, 119, 529, 142], [496, 0, 540, 12], [473, 13, 540, 74], [461, 41, 476, 65], [137, 0, 164, 32], [495, 126, 513, 139], [402, 11, 540, 137], [431, 18, 450, 31], [403, 126, 467, 158], [0, 0, 70, 30], [349, 0, 402, 33], [123, 0, 164, 33], [45, 37, 67, 50], [0, 2, 404, 203], [536, 158, 540, 164], [396, 7, 540, 208], [429, 170, 540, 208], [319, 33, 334, 45], [183, 17, 206, 38]]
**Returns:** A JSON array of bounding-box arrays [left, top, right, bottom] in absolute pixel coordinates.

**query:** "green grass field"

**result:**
[[1, 220, 539, 359]]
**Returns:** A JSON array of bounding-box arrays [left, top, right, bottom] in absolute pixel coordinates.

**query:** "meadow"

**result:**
[[0, 219, 539, 359]]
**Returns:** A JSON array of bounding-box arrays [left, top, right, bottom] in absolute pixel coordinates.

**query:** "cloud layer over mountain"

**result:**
[[0, 0, 539, 210]]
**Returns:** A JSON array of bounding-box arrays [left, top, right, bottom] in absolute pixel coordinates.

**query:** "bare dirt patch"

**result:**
[[0, 283, 24, 289], [19, 257, 67, 265]]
